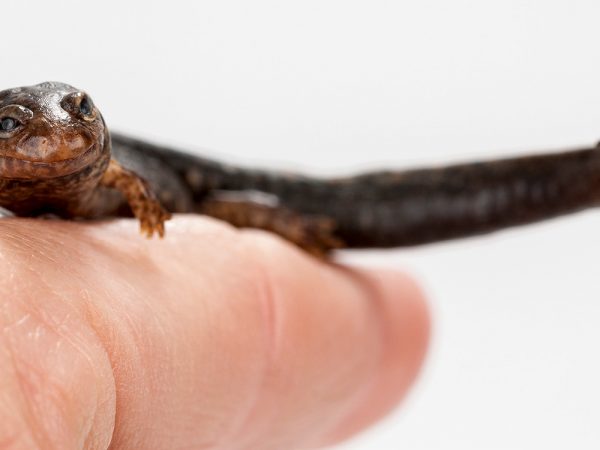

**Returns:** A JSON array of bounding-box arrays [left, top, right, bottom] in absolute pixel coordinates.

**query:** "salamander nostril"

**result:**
[[59, 92, 96, 121], [79, 96, 93, 116]]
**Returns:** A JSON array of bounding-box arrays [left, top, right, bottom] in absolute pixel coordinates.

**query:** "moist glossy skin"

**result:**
[[0, 83, 110, 215], [0, 82, 170, 236], [0, 84, 104, 176], [2, 82, 600, 253]]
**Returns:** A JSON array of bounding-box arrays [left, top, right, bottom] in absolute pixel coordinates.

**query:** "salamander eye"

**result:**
[[0, 117, 19, 132], [0, 106, 32, 138]]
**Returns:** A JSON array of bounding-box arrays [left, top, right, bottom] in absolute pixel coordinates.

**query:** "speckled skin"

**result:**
[[2, 82, 600, 253]]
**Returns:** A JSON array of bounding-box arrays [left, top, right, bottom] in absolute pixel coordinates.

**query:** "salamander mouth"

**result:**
[[0, 142, 103, 180]]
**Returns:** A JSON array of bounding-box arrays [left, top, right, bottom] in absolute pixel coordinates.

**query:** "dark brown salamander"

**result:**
[[1, 82, 600, 255]]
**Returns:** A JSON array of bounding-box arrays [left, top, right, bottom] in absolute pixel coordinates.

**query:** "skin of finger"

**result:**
[[0, 221, 117, 450], [0, 216, 429, 450], [318, 269, 430, 446]]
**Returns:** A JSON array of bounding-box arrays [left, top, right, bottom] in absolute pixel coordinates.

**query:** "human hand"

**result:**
[[0, 216, 429, 450]]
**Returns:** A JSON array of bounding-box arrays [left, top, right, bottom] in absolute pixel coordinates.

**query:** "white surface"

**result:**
[[3, 1, 600, 448]]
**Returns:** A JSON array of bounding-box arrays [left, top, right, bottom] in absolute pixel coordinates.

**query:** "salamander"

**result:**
[[1, 82, 599, 255]]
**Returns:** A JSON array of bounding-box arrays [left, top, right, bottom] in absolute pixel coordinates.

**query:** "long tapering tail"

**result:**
[[111, 133, 600, 248]]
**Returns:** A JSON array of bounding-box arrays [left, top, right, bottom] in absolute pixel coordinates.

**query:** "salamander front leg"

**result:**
[[101, 159, 172, 237], [199, 198, 344, 257]]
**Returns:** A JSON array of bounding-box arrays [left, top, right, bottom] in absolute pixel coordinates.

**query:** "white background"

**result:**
[[3, 1, 600, 449]]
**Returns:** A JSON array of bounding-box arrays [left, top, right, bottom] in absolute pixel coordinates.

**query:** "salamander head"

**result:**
[[0, 82, 107, 179]]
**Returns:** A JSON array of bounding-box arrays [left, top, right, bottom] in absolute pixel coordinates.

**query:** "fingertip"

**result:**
[[322, 269, 431, 445], [238, 232, 431, 446]]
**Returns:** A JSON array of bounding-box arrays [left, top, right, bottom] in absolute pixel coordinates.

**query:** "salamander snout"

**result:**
[[0, 82, 107, 179]]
